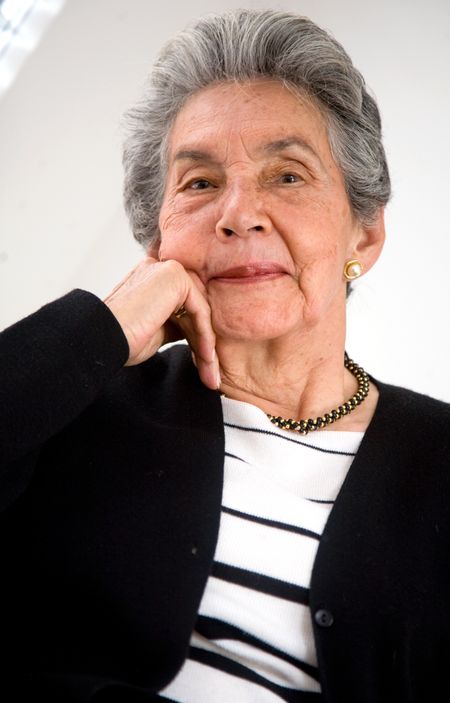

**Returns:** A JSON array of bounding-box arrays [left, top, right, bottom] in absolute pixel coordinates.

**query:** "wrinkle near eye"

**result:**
[[159, 211, 184, 232]]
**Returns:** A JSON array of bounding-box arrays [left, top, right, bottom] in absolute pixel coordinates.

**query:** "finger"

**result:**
[[106, 259, 184, 365], [184, 270, 217, 365], [172, 316, 219, 390], [168, 269, 215, 361], [171, 281, 219, 389]]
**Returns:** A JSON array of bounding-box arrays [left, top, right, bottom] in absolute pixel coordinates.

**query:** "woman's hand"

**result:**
[[104, 257, 219, 390]]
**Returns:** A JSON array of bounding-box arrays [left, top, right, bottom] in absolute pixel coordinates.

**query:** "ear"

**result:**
[[350, 208, 386, 275]]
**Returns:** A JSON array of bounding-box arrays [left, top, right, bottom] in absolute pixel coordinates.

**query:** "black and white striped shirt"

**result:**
[[160, 396, 363, 701]]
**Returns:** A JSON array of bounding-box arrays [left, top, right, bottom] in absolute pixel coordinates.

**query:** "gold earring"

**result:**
[[343, 259, 363, 281]]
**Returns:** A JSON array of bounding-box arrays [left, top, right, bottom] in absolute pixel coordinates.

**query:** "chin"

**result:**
[[211, 305, 302, 342]]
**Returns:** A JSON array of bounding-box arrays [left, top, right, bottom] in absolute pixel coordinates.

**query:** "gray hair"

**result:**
[[123, 9, 391, 248]]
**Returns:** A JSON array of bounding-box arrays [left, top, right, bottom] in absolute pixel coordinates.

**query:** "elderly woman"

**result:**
[[1, 9, 449, 703]]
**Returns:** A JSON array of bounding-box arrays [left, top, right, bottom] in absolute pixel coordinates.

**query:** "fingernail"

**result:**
[[191, 352, 197, 368], [216, 369, 221, 390]]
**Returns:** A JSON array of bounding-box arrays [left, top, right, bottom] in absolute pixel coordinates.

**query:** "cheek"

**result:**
[[280, 217, 342, 279], [285, 195, 352, 266], [158, 202, 212, 266], [279, 212, 350, 308], [297, 255, 342, 315]]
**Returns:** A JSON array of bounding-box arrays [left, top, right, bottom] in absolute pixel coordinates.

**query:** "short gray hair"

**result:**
[[123, 9, 391, 247]]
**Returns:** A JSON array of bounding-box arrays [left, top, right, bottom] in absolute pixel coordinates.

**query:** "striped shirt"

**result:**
[[160, 396, 364, 702]]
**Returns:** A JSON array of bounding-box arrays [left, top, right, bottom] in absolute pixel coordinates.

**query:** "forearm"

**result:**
[[0, 289, 129, 468]]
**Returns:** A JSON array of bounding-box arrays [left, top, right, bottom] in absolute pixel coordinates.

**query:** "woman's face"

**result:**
[[158, 80, 383, 341]]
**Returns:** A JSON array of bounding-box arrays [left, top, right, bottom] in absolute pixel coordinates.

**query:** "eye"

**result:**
[[279, 172, 303, 184], [188, 178, 214, 190]]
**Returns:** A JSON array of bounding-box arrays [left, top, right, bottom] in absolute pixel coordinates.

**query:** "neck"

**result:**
[[216, 320, 377, 432]]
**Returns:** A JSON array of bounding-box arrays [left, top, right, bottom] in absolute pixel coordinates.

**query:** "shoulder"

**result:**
[[368, 378, 450, 454], [375, 379, 450, 423]]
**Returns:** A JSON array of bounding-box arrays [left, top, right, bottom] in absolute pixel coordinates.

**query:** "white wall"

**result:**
[[1, 0, 449, 400]]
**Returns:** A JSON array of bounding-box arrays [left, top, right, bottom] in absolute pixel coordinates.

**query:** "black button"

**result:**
[[314, 608, 334, 627]]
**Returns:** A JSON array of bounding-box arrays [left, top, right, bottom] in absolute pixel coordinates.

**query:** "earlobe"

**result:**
[[352, 208, 386, 275]]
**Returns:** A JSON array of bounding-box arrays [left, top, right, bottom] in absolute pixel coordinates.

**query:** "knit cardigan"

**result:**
[[1, 290, 449, 703]]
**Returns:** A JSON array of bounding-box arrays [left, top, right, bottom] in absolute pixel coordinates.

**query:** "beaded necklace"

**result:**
[[266, 354, 370, 435]]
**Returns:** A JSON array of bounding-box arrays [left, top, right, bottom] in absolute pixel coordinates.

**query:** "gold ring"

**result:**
[[174, 305, 188, 319]]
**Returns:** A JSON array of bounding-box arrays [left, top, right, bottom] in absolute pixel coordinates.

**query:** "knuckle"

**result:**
[[163, 259, 184, 276]]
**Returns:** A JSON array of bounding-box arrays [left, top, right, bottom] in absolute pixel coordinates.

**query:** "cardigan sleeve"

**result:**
[[0, 289, 129, 508]]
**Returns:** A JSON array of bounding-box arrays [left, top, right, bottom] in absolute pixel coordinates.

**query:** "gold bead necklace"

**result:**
[[266, 354, 370, 435]]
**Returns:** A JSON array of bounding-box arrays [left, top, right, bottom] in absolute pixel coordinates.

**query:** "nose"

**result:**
[[215, 182, 272, 241]]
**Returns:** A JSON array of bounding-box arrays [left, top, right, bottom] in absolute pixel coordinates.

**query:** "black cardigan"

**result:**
[[1, 290, 449, 703]]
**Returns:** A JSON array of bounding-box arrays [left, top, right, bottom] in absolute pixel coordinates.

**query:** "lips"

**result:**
[[210, 262, 288, 282]]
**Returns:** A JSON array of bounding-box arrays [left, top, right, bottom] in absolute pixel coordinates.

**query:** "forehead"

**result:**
[[166, 79, 332, 164]]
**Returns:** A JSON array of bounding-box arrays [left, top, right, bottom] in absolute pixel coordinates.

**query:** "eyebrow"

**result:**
[[172, 136, 322, 166], [173, 149, 215, 163], [261, 136, 322, 164]]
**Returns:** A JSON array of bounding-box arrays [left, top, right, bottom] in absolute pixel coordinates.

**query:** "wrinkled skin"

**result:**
[[105, 80, 385, 426]]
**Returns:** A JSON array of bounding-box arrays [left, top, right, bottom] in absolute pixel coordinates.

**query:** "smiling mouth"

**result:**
[[210, 262, 288, 284]]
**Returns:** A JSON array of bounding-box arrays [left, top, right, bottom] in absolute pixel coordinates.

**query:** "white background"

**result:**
[[1, 0, 449, 401]]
